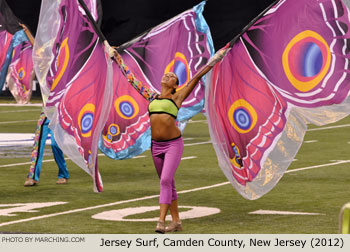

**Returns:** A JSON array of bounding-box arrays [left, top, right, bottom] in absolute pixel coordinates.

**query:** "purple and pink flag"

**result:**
[[99, 1, 214, 159], [0, 29, 13, 88], [0, 0, 34, 103], [33, 0, 112, 192], [33, 0, 213, 191], [206, 0, 350, 199], [7, 39, 35, 104]]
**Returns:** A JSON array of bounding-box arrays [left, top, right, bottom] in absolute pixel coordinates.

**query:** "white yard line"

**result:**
[[187, 119, 350, 131], [181, 156, 197, 160], [0, 120, 38, 125], [0, 154, 147, 168], [285, 160, 350, 174], [0, 103, 42, 107], [0, 160, 348, 227], [249, 210, 324, 215], [0, 160, 49, 168], [0, 154, 196, 168], [184, 141, 211, 147], [188, 119, 207, 124], [0, 109, 41, 114], [304, 140, 318, 143], [307, 124, 350, 131]]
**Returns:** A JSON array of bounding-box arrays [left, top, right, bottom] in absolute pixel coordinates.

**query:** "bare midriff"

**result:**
[[150, 114, 181, 141]]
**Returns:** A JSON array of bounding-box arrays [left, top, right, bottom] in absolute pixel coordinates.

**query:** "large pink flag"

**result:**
[[99, 1, 214, 160], [33, 0, 112, 192], [206, 0, 350, 199]]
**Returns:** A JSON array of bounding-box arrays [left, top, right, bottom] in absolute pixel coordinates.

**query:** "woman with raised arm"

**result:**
[[113, 47, 227, 233]]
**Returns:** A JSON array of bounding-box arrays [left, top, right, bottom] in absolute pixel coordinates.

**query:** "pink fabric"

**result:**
[[151, 137, 184, 204]]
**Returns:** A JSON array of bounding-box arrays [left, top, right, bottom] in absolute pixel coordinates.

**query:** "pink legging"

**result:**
[[151, 136, 184, 205]]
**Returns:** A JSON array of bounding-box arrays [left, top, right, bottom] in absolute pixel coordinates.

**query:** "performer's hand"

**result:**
[[207, 46, 229, 67], [104, 41, 118, 58]]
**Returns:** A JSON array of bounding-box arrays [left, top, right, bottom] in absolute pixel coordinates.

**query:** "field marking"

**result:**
[[0, 182, 230, 227], [91, 206, 221, 222], [249, 210, 324, 215], [187, 122, 349, 130], [0, 120, 38, 125], [131, 155, 146, 159], [0, 161, 349, 227], [304, 140, 318, 143], [186, 119, 350, 130], [0, 109, 41, 114], [285, 160, 350, 174], [0, 154, 147, 168], [0, 133, 36, 146], [188, 120, 207, 124], [0, 202, 67, 217], [181, 156, 197, 160], [0, 103, 42, 107], [0, 159, 60, 168], [307, 124, 350, 132], [0, 154, 194, 168], [184, 141, 211, 147]]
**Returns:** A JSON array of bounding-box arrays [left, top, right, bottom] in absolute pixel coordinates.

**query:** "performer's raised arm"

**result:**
[[174, 46, 229, 106], [19, 24, 35, 45], [112, 50, 159, 102]]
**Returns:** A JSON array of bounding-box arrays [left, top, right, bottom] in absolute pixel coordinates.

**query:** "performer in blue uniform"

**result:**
[[24, 112, 70, 186]]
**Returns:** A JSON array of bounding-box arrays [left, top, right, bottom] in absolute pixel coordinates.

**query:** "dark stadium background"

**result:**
[[2, 0, 275, 97]]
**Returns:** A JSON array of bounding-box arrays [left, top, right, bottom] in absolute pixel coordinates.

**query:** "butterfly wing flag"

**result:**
[[205, 0, 350, 200], [99, 60, 152, 160], [0, 0, 35, 103], [6, 37, 35, 104], [33, 0, 112, 192], [0, 28, 13, 90], [99, 1, 214, 160], [0, 0, 28, 93], [33, 0, 102, 104]]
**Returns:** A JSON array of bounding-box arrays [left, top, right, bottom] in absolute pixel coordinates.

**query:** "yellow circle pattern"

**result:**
[[282, 30, 331, 92], [228, 99, 257, 134]]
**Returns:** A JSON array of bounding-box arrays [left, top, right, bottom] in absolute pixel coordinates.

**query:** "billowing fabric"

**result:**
[[0, 0, 23, 92], [205, 0, 350, 200], [0, 29, 13, 90], [33, 0, 113, 192], [33, 0, 102, 104], [99, 1, 214, 160], [7, 35, 34, 104]]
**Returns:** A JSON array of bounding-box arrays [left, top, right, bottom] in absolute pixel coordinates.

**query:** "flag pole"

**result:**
[[77, 0, 106, 41], [76, 0, 115, 56]]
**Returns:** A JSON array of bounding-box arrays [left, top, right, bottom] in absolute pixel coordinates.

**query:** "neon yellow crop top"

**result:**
[[148, 98, 179, 119]]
